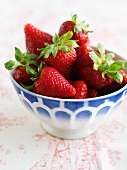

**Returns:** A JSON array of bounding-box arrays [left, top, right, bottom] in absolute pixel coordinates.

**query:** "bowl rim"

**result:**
[[10, 70, 127, 102]]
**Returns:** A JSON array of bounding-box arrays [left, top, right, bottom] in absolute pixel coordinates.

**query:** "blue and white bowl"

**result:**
[[10, 52, 127, 139]]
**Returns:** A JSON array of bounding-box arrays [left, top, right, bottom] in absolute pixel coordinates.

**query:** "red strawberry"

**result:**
[[58, 14, 92, 46], [75, 44, 93, 74], [99, 70, 127, 95], [13, 66, 33, 85], [70, 80, 88, 99], [43, 46, 77, 80], [77, 44, 93, 67], [33, 67, 76, 98], [77, 43, 127, 90], [4, 48, 39, 87], [24, 23, 53, 56], [39, 31, 78, 79], [78, 67, 113, 89], [88, 89, 99, 98]]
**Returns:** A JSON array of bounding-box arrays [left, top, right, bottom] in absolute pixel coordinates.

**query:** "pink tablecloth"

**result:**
[[1, 0, 127, 169]]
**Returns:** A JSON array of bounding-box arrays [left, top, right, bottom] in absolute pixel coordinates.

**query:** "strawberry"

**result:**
[[4, 47, 40, 88], [78, 67, 113, 89], [76, 44, 93, 69], [39, 31, 79, 79], [77, 43, 127, 90], [99, 70, 127, 95], [70, 80, 88, 99], [74, 44, 94, 80], [13, 66, 33, 85], [24, 23, 53, 56], [58, 14, 92, 46], [33, 67, 76, 98], [88, 89, 99, 98]]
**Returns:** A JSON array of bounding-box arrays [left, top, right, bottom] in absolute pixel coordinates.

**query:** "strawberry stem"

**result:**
[[89, 43, 127, 83], [4, 47, 42, 80], [71, 14, 93, 33], [38, 31, 79, 58], [72, 14, 77, 24]]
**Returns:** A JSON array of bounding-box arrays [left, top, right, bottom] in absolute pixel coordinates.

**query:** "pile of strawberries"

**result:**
[[5, 14, 127, 99]]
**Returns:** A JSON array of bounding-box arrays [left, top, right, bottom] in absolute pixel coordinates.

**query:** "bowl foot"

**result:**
[[42, 123, 98, 139]]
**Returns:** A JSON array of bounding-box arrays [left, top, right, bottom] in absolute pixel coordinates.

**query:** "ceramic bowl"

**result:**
[[10, 51, 127, 139]]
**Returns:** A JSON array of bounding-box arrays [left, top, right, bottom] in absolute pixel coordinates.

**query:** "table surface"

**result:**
[[1, 0, 127, 169]]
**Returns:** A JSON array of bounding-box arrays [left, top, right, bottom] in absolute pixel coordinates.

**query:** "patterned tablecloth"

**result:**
[[1, 0, 127, 169]]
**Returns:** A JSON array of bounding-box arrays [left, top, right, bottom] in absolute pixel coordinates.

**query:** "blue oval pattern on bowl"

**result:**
[[11, 71, 127, 129]]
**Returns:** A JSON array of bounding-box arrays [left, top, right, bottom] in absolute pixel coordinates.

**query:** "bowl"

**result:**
[[10, 51, 127, 139]]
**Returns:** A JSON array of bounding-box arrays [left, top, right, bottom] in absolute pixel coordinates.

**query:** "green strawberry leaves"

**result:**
[[71, 14, 93, 33], [15, 47, 23, 61], [4, 60, 22, 70], [89, 51, 102, 70], [103, 60, 127, 83], [97, 43, 105, 57], [106, 71, 123, 84], [72, 14, 77, 24], [115, 60, 127, 69], [4, 47, 45, 91], [39, 31, 79, 58], [4, 47, 41, 80], [26, 65, 38, 77], [5, 47, 39, 70], [90, 43, 115, 71], [21, 83, 34, 91], [89, 43, 127, 83], [74, 22, 91, 33]]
